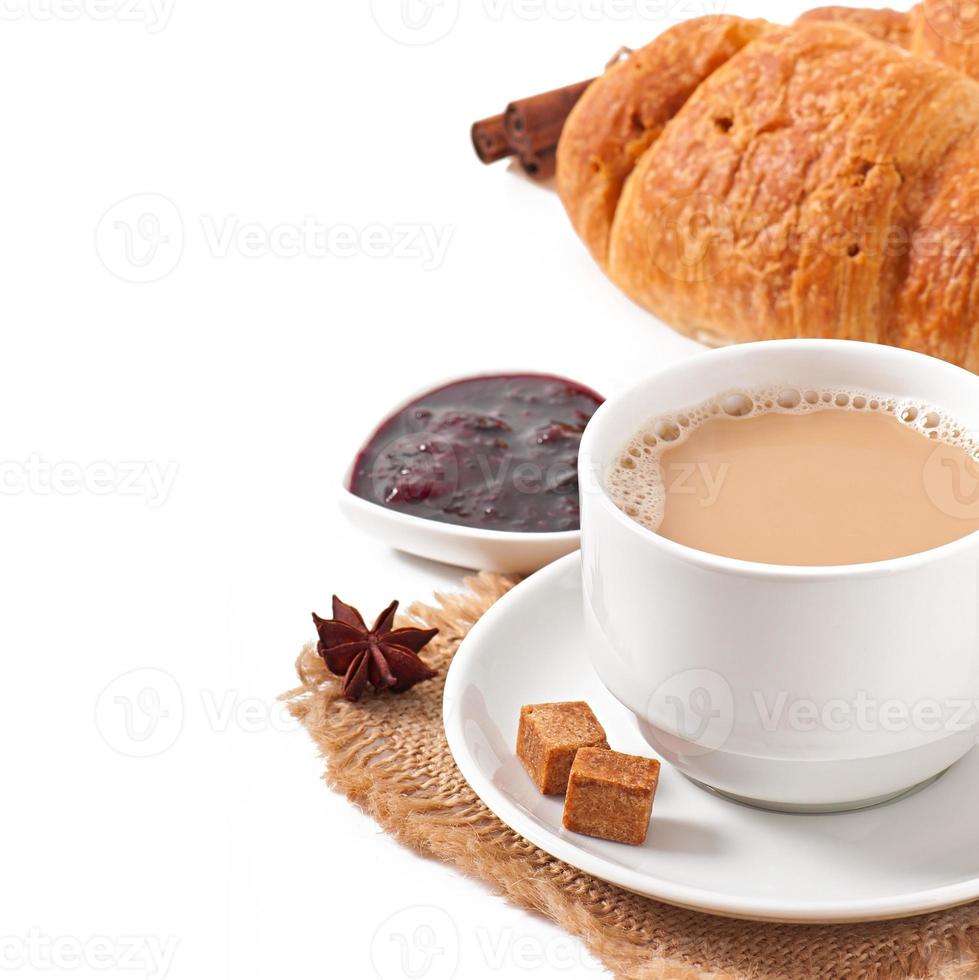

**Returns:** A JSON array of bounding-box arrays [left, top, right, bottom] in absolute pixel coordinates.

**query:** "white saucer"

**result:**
[[443, 552, 979, 924]]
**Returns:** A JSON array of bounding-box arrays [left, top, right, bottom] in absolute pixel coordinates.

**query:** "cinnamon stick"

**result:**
[[519, 146, 557, 182], [471, 113, 511, 164], [504, 79, 595, 156], [470, 44, 632, 181], [470, 77, 595, 181]]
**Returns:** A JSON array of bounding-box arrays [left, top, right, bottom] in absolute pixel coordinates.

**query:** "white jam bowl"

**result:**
[[579, 340, 979, 812]]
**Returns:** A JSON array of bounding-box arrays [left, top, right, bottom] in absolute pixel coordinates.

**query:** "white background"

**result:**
[[0, 1, 901, 977]]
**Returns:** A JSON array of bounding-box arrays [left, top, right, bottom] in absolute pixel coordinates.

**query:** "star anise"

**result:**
[[312, 596, 438, 702]]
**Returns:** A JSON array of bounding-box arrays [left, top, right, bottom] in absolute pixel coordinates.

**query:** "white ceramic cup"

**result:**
[[579, 340, 979, 812]]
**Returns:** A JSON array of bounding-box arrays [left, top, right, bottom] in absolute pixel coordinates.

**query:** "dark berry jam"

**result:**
[[350, 374, 604, 533]]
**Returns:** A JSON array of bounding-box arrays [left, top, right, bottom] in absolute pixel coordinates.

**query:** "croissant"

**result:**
[[557, 12, 979, 371], [799, 3, 979, 79]]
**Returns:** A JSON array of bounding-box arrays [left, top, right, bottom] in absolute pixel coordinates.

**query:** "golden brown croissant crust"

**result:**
[[802, 2, 979, 80], [557, 11, 979, 370], [797, 6, 913, 48]]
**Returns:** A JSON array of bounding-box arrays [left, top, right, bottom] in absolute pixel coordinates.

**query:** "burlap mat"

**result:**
[[284, 573, 979, 979]]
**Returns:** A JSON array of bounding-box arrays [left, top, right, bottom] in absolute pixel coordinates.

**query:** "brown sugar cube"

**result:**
[[516, 702, 609, 795], [562, 748, 661, 846]]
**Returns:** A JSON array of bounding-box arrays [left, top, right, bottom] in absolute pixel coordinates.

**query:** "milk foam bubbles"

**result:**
[[607, 387, 979, 535]]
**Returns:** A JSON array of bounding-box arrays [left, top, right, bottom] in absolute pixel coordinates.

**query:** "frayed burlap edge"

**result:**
[[282, 573, 979, 980]]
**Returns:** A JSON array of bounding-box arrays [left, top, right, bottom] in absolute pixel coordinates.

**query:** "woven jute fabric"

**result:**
[[284, 573, 979, 980]]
